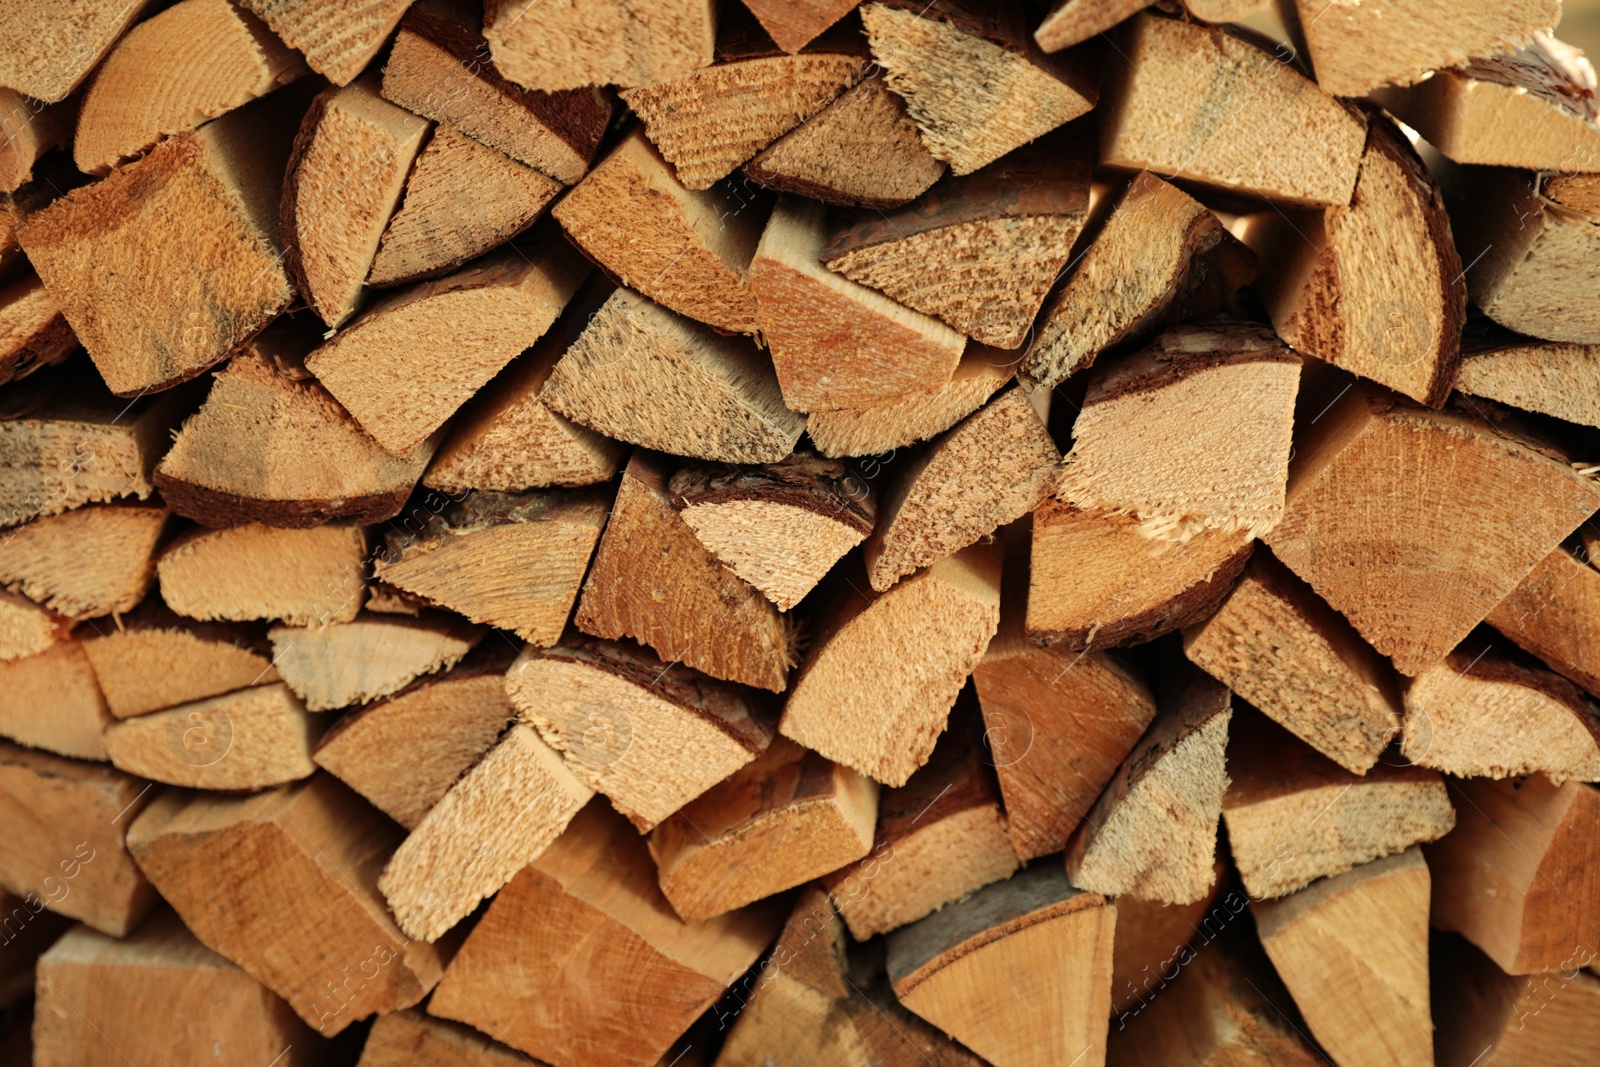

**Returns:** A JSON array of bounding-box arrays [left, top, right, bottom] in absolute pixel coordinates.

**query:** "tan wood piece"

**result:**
[[0, 91, 70, 192], [157, 522, 366, 628], [269, 612, 485, 712], [1108, 869, 1230, 1018], [1457, 327, 1600, 430], [1543, 170, 1600, 214], [103, 682, 321, 790], [0, 502, 166, 620], [1488, 544, 1600, 696], [1035, 0, 1148, 52], [358, 1010, 527, 1066], [1434, 934, 1600, 1067], [239, 0, 414, 85], [0, 641, 110, 761], [0, 0, 155, 103], [481, 0, 716, 93], [737, 0, 859, 53], [0, 272, 76, 386], [1181, 0, 1272, 20], [0, 590, 68, 663]]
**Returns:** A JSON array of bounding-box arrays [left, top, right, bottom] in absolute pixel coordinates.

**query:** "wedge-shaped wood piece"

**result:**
[[1457, 326, 1600, 429], [1066, 668, 1230, 905], [1224, 713, 1455, 899], [270, 612, 485, 712], [575, 452, 794, 692], [0, 503, 166, 620], [669, 452, 874, 610], [359, 1010, 527, 1066], [553, 128, 765, 333], [1429, 774, 1600, 974], [481, 0, 715, 92], [0, 91, 71, 193], [103, 682, 320, 790], [542, 288, 805, 461], [1102, 14, 1365, 207], [1029, 499, 1254, 650], [0, 743, 156, 937], [1544, 169, 1600, 213], [1184, 551, 1404, 774], [752, 195, 966, 412], [1434, 934, 1600, 1067], [0, 642, 110, 760], [381, 0, 612, 183], [283, 75, 430, 329], [0, 590, 68, 663], [307, 241, 590, 454], [127, 776, 453, 1034], [380, 723, 593, 942], [0, 273, 75, 385], [429, 801, 781, 1066], [737, 0, 859, 53], [369, 126, 561, 288], [887, 864, 1115, 1067], [745, 74, 947, 208], [157, 522, 366, 627], [239, 0, 414, 85], [866, 386, 1059, 591], [1489, 545, 1600, 695], [0, 0, 153, 102], [373, 489, 607, 644], [1108, 868, 1230, 1018], [314, 646, 516, 830], [80, 600, 277, 720], [17, 90, 306, 395], [1255, 848, 1433, 1067], [1059, 324, 1300, 542], [782, 542, 1001, 786], [807, 345, 1017, 457], [1265, 382, 1600, 675], [73, 0, 308, 174], [507, 636, 778, 832], [861, 1, 1097, 175], [1035, 0, 1147, 51], [35, 911, 328, 1067]]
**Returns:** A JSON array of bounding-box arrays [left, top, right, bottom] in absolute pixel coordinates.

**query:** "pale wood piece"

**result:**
[[380, 723, 593, 942], [1488, 545, 1600, 695], [669, 452, 875, 610], [157, 522, 367, 627], [737, 0, 858, 52], [507, 636, 777, 832], [1255, 848, 1433, 1067], [17, 89, 306, 395], [1283, 0, 1562, 98], [0, 0, 155, 102], [1108, 868, 1229, 1017], [0, 503, 166, 620], [0, 272, 76, 385], [886, 863, 1114, 1067], [1182, 0, 1271, 19], [1035, 0, 1149, 52], [239, 0, 414, 85], [270, 612, 485, 712], [306, 242, 590, 454], [481, 0, 716, 92], [73, 0, 308, 174], [1224, 714, 1455, 899], [1101, 13, 1365, 207], [429, 801, 781, 1067], [1264, 381, 1600, 676], [373, 489, 606, 644], [0, 590, 68, 663], [314, 645, 516, 829], [1183, 550, 1404, 775], [1429, 774, 1600, 974], [1457, 329, 1600, 430], [1434, 935, 1600, 1067], [575, 452, 795, 692], [744, 75, 947, 209], [358, 1010, 527, 1066], [283, 75, 430, 329], [0, 890, 72, 1007], [861, 1, 1097, 175], [781, 542, 1001, 786], [542, 288, 805, 461], [380, 0, 612, 184], [1543, 169, 1600, 213], [364, 581, 427, 615], [369, 125, 561, 288], [0, 742, 156, 937], [552, 128, 765, 334], [0, 641, 109, 760], [127, 776, 453, 1033]]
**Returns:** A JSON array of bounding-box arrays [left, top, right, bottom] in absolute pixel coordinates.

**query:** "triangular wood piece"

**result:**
[[1457, 321, 1600, 430], [238, 0, 413, 85], [269, 611, 485, 711], [0, 502, 167, 620], [0, 641, 111, 761], [1035, 0, 1148, 51], [738, 0, 860, 53], [0, 590, 69, 664], [156, 522, 367, 627], [1488, 543, 1600, 696], [482, 0, 715, 92], [0, 272, 75, 386], [361, 1010, 527, 1066], [1434, 933, 1600, 1066], [0, 90, 71, 193], [0, 0, 153, 102]]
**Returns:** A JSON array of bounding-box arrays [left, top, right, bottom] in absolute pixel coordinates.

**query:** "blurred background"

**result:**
[[1566, 0, 1600, 57]]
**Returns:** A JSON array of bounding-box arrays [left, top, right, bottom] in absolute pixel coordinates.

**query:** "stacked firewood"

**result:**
[[3, 0, 1600, 1063]]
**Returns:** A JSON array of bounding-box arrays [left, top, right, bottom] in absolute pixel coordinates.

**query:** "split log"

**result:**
[[156, 522, 367, 627], [886, 864, 1114, 1067], [0, 0, 154, 102], [860, 1, 1098, 175], [379, 723, 594, 942], [1434, 934, 1600, 1067], [0, 502, 167, 619], [1109, 868, 1230, 1018], [1035, 0, 1148, 52], [574, 452, 795, 692], [0, 591, 68, 663], [1428, 774, 1600, 974], [380, 0, 613, 185], [1457, 325, 1600, 430], [282, 75, 431, 329], [73, 0, 309, 174], [1056, 324, 1301, 542], [1100, 13, 1366, 207], [313, 645, 517, 829], [1488, 544, 1600, 696], [372, 489, 607, 644], [480, 0, 715, 92], [1254, 848, 1433, 1067], [239, 0, 414, 85], [541, 288, 805, 461], [126, 775, 453, 1033], [506, 636, 778, 832], [780, 542, 1001, 786], [269, 612, 485, 711], [1264, 380, 1600, 676], [744, 75, 946, 209], [1065, 667, 1231, 904], [0, 273, 76, 385], [1223, 712, 1456, 898], [428, 801, 781, 1067], [1183, 550, 1404, 775], [0, 742, 156, 937], [0, 91, 70, 192], [737, 0, 859, 53], [358, 1010, 526, 1066], [650, 736, 878, 921], [750, 195, 966, 412], [1182, 0, 1273, 19], [0, 642, 111, 761], [364, 581, 427, 616], [1543, 169, 1600, 213], [369, 125, 561, 288]]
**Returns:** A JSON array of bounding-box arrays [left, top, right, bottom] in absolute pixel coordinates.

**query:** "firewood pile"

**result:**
[[3, 0, 1600, 1063]]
